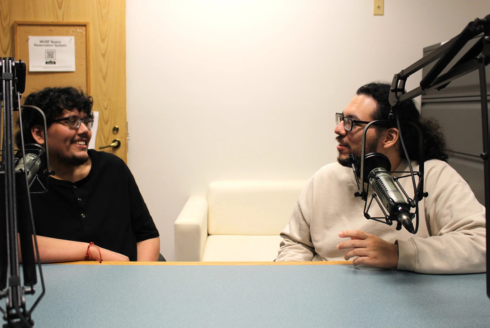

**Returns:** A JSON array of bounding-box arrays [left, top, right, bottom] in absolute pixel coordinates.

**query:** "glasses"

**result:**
[[335, 113, 371, 132], [52, 115, 94, 130]]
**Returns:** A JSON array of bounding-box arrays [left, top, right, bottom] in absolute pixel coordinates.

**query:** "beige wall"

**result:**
[[126, 1, 490, 260]]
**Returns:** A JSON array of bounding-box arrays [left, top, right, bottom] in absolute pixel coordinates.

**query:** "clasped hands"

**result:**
[[337, 230, 399, 269]]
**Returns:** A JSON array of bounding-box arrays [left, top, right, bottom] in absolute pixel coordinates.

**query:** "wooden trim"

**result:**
[[59, 261, 354, 266], [85, 22, 91, 93]]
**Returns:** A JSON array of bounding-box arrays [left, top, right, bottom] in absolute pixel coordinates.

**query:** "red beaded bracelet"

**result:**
[[85, 242, 103, 263]]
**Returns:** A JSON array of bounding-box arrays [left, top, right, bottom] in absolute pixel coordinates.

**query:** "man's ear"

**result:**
[[31, 125, 46, 145], [382, 127, 399, 149]]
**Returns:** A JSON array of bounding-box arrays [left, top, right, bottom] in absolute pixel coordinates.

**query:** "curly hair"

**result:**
[[16, 87, 93, 147], [356, 82, 448, 162]]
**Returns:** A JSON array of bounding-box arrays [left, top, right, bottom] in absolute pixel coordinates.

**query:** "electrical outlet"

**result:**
[[374, 0, 384, 16]]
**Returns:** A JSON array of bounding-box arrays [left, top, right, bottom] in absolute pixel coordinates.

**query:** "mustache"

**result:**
[[336, 137, 350, 148]]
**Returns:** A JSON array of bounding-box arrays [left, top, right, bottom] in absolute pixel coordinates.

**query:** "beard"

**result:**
[[337, 134, 380, 167], [55, 151, 90, 167]]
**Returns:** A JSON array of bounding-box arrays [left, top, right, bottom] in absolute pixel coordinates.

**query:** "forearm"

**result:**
[[35, 235, 91, 262], [276, 199, 315, 261], [137, 237, 160, 261], [276, 235, 315, 261], [34, 235, 129, 263], [397, 230, 486, 273]]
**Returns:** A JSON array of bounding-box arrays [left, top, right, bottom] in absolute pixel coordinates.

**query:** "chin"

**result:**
[[337, 155, 351, 167], [58, 153, 90, 167], [74, 153, 90, 164]]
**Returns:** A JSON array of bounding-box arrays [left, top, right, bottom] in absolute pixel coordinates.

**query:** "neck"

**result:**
[[50, 157, 92, 183], [388, 154, 402, 171]]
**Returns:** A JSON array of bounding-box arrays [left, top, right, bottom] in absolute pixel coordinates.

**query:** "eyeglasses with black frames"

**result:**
[[51, 115, 94, 130], [335, 113, 371, 132]]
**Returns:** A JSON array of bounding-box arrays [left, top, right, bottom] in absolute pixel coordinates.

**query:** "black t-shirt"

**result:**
[[31, 150, 159, 260]]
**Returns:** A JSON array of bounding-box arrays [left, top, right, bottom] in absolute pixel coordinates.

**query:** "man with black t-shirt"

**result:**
[[17, 87, 160, 262]]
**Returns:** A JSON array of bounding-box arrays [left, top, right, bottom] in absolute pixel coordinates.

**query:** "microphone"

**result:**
[[364, 153, 414, 233], [15, 152, 41, 184]]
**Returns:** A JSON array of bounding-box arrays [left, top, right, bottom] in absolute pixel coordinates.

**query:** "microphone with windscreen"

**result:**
[[363, 153, 414, 233], [14, 143, 48, 192], [15, 152, 41, 185]]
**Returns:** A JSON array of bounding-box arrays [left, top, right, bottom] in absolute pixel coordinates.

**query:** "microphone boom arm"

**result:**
[[388, 15, 490, 298]]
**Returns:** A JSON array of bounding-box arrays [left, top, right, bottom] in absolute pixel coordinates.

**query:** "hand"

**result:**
[[337, 230, 399, 269]]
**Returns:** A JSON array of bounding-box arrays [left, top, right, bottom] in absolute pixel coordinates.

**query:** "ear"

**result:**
[[381, 127, 399, 150], [31, 125, 46, 145]]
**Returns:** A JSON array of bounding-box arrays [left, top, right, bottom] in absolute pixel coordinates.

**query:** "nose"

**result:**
[[77, 120, 91, 134], [334, 120, 346, 135]]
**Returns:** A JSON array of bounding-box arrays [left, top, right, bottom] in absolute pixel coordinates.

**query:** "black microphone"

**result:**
[[364, 153, 414, 233]]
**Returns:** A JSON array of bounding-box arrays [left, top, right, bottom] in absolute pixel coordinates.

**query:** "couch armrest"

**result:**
[[174, 196, 208, 261]]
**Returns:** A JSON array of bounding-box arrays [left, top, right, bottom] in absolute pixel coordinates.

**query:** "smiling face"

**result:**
[[45, 108, 92, 167], [334, 94, 381, 166]]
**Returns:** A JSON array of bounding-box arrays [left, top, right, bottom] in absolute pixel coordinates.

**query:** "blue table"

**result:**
[[23, 262, 489, 327]]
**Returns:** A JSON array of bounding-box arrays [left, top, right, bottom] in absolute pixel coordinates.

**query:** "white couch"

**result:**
[[174, 180, 307, 261]]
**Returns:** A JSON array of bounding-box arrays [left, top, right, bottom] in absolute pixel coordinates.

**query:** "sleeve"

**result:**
[[397, 161, 486, 274], [276, 179, 316, 261], [126, 166, 160, 243]]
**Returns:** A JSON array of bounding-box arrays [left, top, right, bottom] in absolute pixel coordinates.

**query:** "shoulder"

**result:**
[[424, 159, 465, 182], [422, 159, 477, 199], [312, 162, 353, 182], [303, 162, 355, 193], [89, 149, 127, 167], [88, 149, 131, 178], [424, 159, 450, 169], [296, 162, 358, 208]]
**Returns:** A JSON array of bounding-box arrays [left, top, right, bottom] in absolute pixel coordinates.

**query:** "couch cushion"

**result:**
[[207, 180, 306, 235], [202, 235, 283, 262]]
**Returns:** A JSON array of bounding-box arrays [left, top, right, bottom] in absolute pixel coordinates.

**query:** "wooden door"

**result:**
[[0, 0, 127, 162]]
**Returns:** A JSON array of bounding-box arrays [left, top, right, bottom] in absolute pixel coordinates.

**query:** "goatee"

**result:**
[[57, 153, 90, 167], [337, 156, 351, 167]]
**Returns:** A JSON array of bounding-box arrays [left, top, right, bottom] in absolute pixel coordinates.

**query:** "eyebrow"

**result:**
[[60, 114, 91, 119], [344, 113, 360, 120]]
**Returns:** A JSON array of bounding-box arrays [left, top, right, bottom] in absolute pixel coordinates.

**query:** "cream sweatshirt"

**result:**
[[276, 160, 486, 274]]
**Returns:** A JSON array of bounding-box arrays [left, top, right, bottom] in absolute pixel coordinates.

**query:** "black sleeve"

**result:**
[[125, 166, 160, 242]]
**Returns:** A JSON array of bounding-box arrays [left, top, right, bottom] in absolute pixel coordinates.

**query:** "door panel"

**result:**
[[0, 0, 127, 162]]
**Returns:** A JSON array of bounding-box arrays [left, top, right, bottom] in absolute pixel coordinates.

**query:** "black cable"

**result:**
[[394, 111, 419, 234]]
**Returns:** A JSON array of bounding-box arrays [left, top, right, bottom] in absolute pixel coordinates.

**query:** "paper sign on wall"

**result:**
[[88, 111, 99, 150], [28, 36, 76, 72]]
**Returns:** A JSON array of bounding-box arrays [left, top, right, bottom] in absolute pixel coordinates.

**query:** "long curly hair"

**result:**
[[356, 82, 448, 162], [16, 87, 93, 147]]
